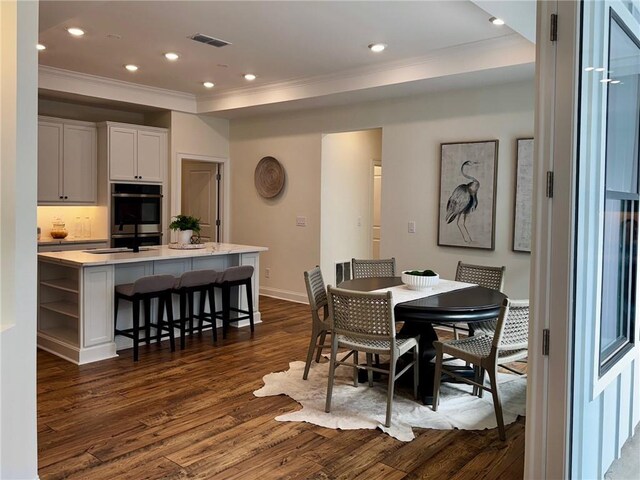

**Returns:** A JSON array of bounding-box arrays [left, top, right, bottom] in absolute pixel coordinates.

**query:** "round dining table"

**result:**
[[337, 276, 507, 404]]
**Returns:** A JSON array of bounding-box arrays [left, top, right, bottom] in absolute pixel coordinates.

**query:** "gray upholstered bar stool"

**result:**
[[172, 269, 219, 348], [114, 274, 176, 361], [211, 265, 254, 339]]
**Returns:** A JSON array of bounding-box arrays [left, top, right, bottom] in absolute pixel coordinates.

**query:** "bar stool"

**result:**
[[212, 265, 254, 339], [114, 274, 176, 361], [172, 269, 219, 348]]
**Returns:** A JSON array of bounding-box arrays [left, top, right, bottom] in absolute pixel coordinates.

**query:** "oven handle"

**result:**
[[111, 233, 163, 238], [111, 193, 163, 198]]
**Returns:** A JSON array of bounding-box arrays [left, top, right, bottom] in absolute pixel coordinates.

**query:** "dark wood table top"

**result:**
[[337, 277, 506, 323]]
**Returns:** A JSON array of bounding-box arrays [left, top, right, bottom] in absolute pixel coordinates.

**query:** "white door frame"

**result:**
[[173, 152, 230, 243], [525, 1, 580, 478]]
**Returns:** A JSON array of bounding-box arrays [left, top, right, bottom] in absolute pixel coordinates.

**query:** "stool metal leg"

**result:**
[[143, 297, 151, 345], [132, 297, 140, 362], [165, 292, 176, 352], [245, 278, 254, 333], [208, 285, 217, 342], [187, 291, 195, 335], [179, 291, 187, 350], [222, 284, 231, 339], [198, 287, 206, 334]]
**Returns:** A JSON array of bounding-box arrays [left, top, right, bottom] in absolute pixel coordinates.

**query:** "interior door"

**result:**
[[181, 160, 220, 242], [371, 161, 382, 258]]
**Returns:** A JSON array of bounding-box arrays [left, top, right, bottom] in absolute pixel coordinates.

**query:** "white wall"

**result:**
[[230, 80, 534, 301], [321, 129, 382, 285], [0, 1, 39, 477]]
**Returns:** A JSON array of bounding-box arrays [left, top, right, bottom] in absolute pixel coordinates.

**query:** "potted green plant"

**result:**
[[169, 214, 201, 245]]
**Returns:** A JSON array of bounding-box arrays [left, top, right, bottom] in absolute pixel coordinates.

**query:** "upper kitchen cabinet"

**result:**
[[103, 123, 167, 183], [38, 117, 97, 205]]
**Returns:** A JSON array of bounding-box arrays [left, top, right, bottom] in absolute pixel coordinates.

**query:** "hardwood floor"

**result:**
[[37, 296, 525, 479]]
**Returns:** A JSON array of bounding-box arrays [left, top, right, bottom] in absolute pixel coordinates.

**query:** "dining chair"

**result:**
[[432, 298, 529, 441], [325, 286, 420, 428], [446, 261, 506, 339], [351, 258, 396, 279], [302, 267, 331, 380]]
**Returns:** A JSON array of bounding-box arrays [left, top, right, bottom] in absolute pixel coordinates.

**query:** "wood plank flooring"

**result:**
[[37, 296, 525, 479]]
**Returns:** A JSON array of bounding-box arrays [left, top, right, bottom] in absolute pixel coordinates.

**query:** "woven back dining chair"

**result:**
[[432, 298, 529, 441], [302, 267, 331, 380], [325, 286, 420, 428], [447, 261, 506, 338], [351, 258, 396, 279]]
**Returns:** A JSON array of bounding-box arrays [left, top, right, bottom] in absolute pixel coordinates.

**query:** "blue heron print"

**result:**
[[445, 160, 480, 243]]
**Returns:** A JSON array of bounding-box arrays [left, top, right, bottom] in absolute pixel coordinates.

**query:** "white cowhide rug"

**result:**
[[254, 359, 526, 442]]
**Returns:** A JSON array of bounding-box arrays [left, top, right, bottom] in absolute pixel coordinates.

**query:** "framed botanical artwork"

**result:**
[[438, 140, 499, 250], [513, 138, 534, 252]]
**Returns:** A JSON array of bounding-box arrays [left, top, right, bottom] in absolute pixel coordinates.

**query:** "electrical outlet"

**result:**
[[408, 221, 416, 234], [296, 216, 307, 227], [265, 268, 271, 279]]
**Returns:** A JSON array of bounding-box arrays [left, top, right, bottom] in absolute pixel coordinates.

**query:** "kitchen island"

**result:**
[[38, 243, 268, 364]]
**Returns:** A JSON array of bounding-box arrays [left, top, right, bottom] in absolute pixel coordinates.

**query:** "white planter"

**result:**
[[177, 229, 193, 245], [401, 271, 440, 290]]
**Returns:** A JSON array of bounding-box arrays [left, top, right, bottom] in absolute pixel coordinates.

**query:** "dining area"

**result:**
[[296, 257, 529, 441]]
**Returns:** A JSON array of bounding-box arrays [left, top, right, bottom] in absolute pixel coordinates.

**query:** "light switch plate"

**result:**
[[408, 221, 416, 233], [296, 216, 307, 227]]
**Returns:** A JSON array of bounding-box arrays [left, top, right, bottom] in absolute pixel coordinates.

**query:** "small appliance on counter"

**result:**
[[50, 218, 68, 239]]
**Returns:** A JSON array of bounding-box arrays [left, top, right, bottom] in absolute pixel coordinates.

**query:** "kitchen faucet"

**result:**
[[118, 213, 140, 253]]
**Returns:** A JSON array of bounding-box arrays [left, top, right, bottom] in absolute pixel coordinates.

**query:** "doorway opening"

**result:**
[[174, 153, 229, 243], [320, 128, 383, 284]]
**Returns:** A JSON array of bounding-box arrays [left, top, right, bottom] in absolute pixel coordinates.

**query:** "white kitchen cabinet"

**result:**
[[106, 124, 166, 183], [38, 117, 97, 205]]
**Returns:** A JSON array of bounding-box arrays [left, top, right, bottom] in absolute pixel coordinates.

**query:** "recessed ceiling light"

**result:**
[[489, 17, 505, 26], [610, 80, 621, 84], [124, 64, 139, 72], [600, 78, 612, 83], [244, 73, 257, 81], [595, 67, 606, 72], [67, 27, 85, 37], [203, 82, 215, 88], [164, 52, 179, 61], [37, 44, 46, 51], [584, 66, 595, 71], [368, 43, 387, 53]]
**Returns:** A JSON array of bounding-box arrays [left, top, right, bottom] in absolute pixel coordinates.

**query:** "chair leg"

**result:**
[[385, 355, 396, 427], [303, 326, 320, 380], [198, 287, 206, 334], [187, 291, 195, 336], [325, 336, 339, 413], [487, 366, 506, 441], [222, 284, 231, 339], [143, 298, 151, 346], [353, 351, 359, 387], [132, 298, 140, 362], [366, 353, 374, 387], [478, 368, 486, 398], [179, 292, 187, 350], [315, 331, 327, 362], [208, 286, 217, 342], [164, 293, 176, 352], [245, 279, 254, 333], [432, 344, 444, 411]]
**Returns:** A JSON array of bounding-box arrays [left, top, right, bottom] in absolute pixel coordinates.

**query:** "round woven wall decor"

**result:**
[[254, 156, 285, 198]]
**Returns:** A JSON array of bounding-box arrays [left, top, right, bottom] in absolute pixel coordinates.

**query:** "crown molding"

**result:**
[[196, 34, 534, 114], [39, 66, 197, 113]]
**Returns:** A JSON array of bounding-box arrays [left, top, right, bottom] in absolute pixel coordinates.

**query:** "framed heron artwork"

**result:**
[[513, 138, 534, 252], [438, 140, 498, 250]]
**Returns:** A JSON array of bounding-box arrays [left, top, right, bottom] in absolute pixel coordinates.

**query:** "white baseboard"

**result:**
[[260, 286, 308, 304]]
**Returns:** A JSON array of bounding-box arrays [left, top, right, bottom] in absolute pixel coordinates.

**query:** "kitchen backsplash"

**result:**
[[37, 206, 108, 240]]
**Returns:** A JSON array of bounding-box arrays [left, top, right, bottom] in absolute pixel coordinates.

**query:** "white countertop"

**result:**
[[38, 243, 268, 267]]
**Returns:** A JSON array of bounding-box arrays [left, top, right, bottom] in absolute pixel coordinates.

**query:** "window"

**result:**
[[599, 13, 640, 374]]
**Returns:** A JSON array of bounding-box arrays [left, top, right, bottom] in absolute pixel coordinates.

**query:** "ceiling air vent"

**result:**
[[189, 33, 231, 48]]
